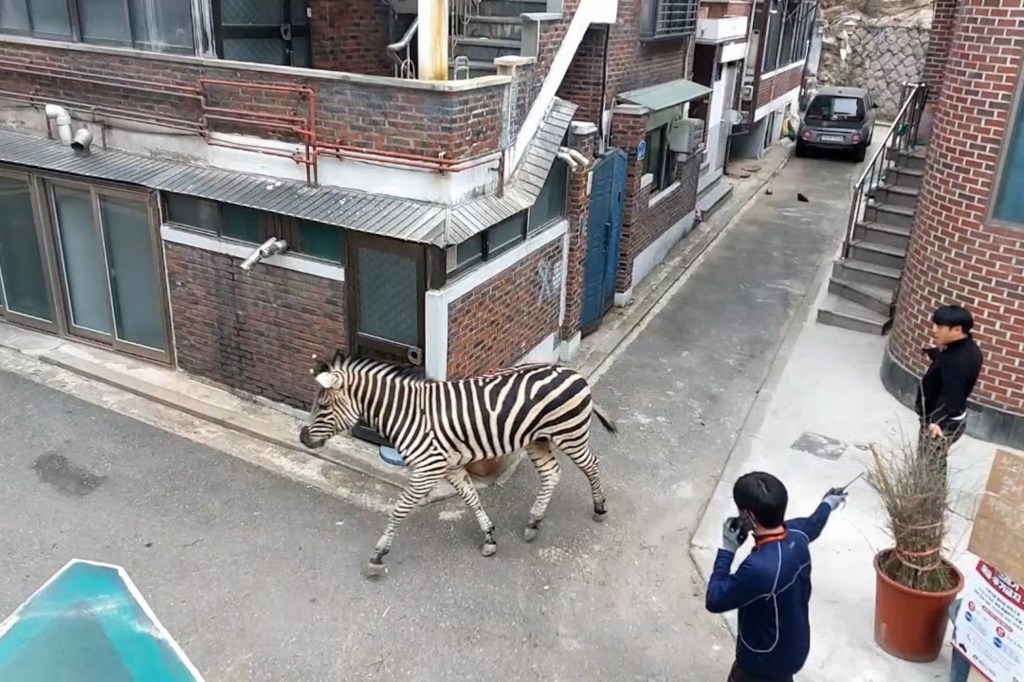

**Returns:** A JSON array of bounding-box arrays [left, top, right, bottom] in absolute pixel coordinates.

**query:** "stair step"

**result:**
[[875, 182, 920, 209], [866, 202, 915, 228], [848, 239, 907, 270], [832, 258, 901, 289], [453, 36, 522, 61], [853, 221, 912, 250], [817, 294, 892, 335], [895, 148, 928, 171], [828, 277, 896, 317], [885, 166, 924, 190], [465, 15, 523, 40], [448, 59, 499, 79], [478, 0, 549, 17]]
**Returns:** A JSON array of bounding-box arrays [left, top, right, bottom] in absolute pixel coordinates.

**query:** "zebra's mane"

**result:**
[[342, 356, 433, 383]]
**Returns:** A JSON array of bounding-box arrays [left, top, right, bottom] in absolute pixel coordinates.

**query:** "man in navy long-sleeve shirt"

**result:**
[[706, 471, 847, 682]]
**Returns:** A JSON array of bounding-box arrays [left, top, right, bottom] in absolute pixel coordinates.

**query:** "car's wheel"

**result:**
[[852, 143, 867, 162], [795, 140, 807, 158]]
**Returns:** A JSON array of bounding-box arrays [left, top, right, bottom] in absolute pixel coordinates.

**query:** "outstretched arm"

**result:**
[[787, 501, 833, 543], [706, 551, 771, 614]]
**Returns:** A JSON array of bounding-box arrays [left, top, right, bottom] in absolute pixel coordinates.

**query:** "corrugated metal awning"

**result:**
[[617, 78, 712, 111], [0, 129, 448, 245], [447, 97, 578, 244]]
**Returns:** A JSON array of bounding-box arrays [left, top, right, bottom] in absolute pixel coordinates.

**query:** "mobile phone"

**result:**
[[727, 515, 752, 545]]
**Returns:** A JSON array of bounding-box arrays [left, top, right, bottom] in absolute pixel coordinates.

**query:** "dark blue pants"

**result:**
[[728, 663, 793, 682]]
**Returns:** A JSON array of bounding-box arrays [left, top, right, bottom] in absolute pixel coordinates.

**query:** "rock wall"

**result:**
[[813, 0, 932, 121]]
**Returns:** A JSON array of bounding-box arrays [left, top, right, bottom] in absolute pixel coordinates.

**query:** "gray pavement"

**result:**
[[0, 148, 864, 681]]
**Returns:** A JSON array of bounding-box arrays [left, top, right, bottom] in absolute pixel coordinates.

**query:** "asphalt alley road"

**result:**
[[0, 148, 866, 681]]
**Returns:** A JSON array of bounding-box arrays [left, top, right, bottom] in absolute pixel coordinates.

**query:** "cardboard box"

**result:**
[[968, 450, 1024, 585]]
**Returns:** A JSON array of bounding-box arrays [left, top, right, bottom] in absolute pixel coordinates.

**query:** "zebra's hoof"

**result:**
[[592, 509, 608, 523], [523, 526, 539, 543], [362, 560, 386, 579], [481, 542, 497, 557]]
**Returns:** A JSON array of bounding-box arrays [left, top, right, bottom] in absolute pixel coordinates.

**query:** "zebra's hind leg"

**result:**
[[364, 465, 445, 578], [555, 437, 607, 523], [445, 466, 498, 557], [523, 440, 561, 543]]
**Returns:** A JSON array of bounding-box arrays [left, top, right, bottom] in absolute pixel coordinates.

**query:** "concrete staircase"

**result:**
[[450, 0, 548, 78], [817, 147, 927, 334]]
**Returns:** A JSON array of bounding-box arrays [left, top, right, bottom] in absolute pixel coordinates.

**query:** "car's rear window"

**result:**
[[806, 95, 865, 122]]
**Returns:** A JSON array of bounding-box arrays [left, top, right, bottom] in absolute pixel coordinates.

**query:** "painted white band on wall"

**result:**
[[160, 224, 346, 282]]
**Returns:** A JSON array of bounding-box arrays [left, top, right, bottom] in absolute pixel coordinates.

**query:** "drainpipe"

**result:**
[[418, 0, 449, 81], [45, 104, 73, 145], [598, 25, 611, 155]]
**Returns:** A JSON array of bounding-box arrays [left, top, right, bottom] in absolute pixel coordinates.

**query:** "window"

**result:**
[[762, 4, 784, 72], [639, 0, 697, 41], [645, 125, 675, 192], [993, 83, 1024, 226], [0, 0, 195, 54], [806, 95, 865, 123], [528, 162, 569, 235], [451, 211, 529, 276], [162, 193, 345, 263]]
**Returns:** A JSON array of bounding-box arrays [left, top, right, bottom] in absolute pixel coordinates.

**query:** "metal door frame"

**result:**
[[580, 149, 627, 336]]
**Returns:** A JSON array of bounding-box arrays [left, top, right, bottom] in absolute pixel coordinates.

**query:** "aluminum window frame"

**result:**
[[987, 60, 1024, 231]]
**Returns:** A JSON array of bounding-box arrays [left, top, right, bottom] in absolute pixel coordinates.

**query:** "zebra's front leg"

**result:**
[[445, 466, 498, 557], [524, 441, 561, 543], [364, 466, 445, 578]]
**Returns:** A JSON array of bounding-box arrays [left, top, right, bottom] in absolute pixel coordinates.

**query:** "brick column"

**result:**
[[918, 0, 959, 138], [608, 104, 651, 295], [885, 0, 1024, 444], [561, 122, 600, 348]]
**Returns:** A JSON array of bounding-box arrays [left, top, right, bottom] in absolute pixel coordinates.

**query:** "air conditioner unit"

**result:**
[[668, 118, 705, 154], [740, 84, 754, 102]]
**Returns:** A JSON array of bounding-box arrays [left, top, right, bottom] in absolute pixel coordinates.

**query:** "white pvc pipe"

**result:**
[[44, 104, 73, 145]]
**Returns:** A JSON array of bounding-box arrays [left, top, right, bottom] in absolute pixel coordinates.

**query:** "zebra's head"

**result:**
[[299, 350, 360, 449]]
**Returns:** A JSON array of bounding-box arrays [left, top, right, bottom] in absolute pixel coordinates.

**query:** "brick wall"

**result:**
[[609, 107, 701, 294], [559, 27, 607, 126], [165, 243, 346, 409], [447, 239, 565, 379], [310, 0, 391, 76], [756, 62, 804, 109], [922, 0, 959, 103], [889, 0, 1024, 415], [700, 1, 753, 19], [0, 39, 506, 160]]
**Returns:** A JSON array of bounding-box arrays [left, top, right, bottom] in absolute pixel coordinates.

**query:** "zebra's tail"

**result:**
[[592, 403, 618, 434]]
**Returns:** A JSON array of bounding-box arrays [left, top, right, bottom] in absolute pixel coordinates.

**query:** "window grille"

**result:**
[[640, 0, 698, 42]]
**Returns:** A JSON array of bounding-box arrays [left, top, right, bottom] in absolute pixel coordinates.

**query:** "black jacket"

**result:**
[[916, 336, 983, 429]]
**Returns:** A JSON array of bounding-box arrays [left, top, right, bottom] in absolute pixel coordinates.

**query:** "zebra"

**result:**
[[298, 351, 617, 577]]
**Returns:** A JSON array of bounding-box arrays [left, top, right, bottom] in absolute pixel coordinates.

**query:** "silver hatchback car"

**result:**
[[796, 86, 878, 161]]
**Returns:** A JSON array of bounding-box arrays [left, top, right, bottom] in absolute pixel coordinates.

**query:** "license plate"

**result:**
[[820, 135, 845, 142]]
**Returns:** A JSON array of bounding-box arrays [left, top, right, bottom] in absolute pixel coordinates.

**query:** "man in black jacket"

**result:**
[[916, 305, 984, 468]]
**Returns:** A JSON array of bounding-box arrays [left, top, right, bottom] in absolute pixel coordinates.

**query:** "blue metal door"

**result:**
[[580, 149, 627, 334]]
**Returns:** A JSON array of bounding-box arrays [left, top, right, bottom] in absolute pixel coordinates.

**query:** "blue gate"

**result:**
[[580, 149, 627, 334]]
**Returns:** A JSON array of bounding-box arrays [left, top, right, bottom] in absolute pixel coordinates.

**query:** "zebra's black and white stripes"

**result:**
[[298, 352, 616, 576]]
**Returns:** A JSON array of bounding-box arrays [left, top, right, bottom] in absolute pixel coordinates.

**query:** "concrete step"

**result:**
[[449, 58, 498, 79], [875, 183, 919, 210], [865, 202, 915, 229], [453, 36, 522, 62], [847, 239, 907, 271], [478, 0, 548, 16], [885, 166, 924, 191], [832, 258, 902, 289], [894, 148, 928, 171], [817, 293, 892, 335], [696, 177, 734, 223], [827, 277, 896, 317], [852, 221, 911, 250], [465, 15, 523, 40]]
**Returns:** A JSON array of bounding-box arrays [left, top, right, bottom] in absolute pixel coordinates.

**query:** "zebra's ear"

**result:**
[[330, 349, 346, 368], [315, 371, 341, 390]]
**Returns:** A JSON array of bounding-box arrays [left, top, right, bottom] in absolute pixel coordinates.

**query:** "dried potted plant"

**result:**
[[868, 435, 964, 662]]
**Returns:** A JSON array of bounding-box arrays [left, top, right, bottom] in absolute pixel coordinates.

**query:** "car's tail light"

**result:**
[[801, 130, 814, 140], [851, 133, 863, 143]]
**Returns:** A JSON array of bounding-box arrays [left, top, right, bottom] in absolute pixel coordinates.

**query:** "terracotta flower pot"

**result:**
[[873, 549, 964, 662]]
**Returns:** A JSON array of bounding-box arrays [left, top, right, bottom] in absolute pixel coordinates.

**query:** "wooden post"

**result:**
[[418, 0, 450, 81]]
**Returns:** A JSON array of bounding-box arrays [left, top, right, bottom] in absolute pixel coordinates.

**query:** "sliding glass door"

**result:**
[[0, 173, 55, 328], [49, 182, 170, 361]]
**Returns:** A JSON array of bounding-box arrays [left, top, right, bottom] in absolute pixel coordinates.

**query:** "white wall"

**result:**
[[615, 209, 697, 306]]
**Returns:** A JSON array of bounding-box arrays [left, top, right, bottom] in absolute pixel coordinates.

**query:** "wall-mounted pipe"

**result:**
[[44, 104, 72, 144], [71, 127, 93, 155]]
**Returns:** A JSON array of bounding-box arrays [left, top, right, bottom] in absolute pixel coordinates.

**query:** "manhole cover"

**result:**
[[791, 432, 848, 460]]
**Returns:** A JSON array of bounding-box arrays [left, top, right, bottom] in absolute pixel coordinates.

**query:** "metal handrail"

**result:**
[[387, 17, 419, 79], [841, 81, 928, 260]]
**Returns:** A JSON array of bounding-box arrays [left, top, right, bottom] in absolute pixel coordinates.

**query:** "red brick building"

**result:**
[[879, 0, 1024, 447], [0, 0, 751, 433]]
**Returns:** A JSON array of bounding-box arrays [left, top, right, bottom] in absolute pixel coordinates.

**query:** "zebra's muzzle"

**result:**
[[299, 426, 325, 449]]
